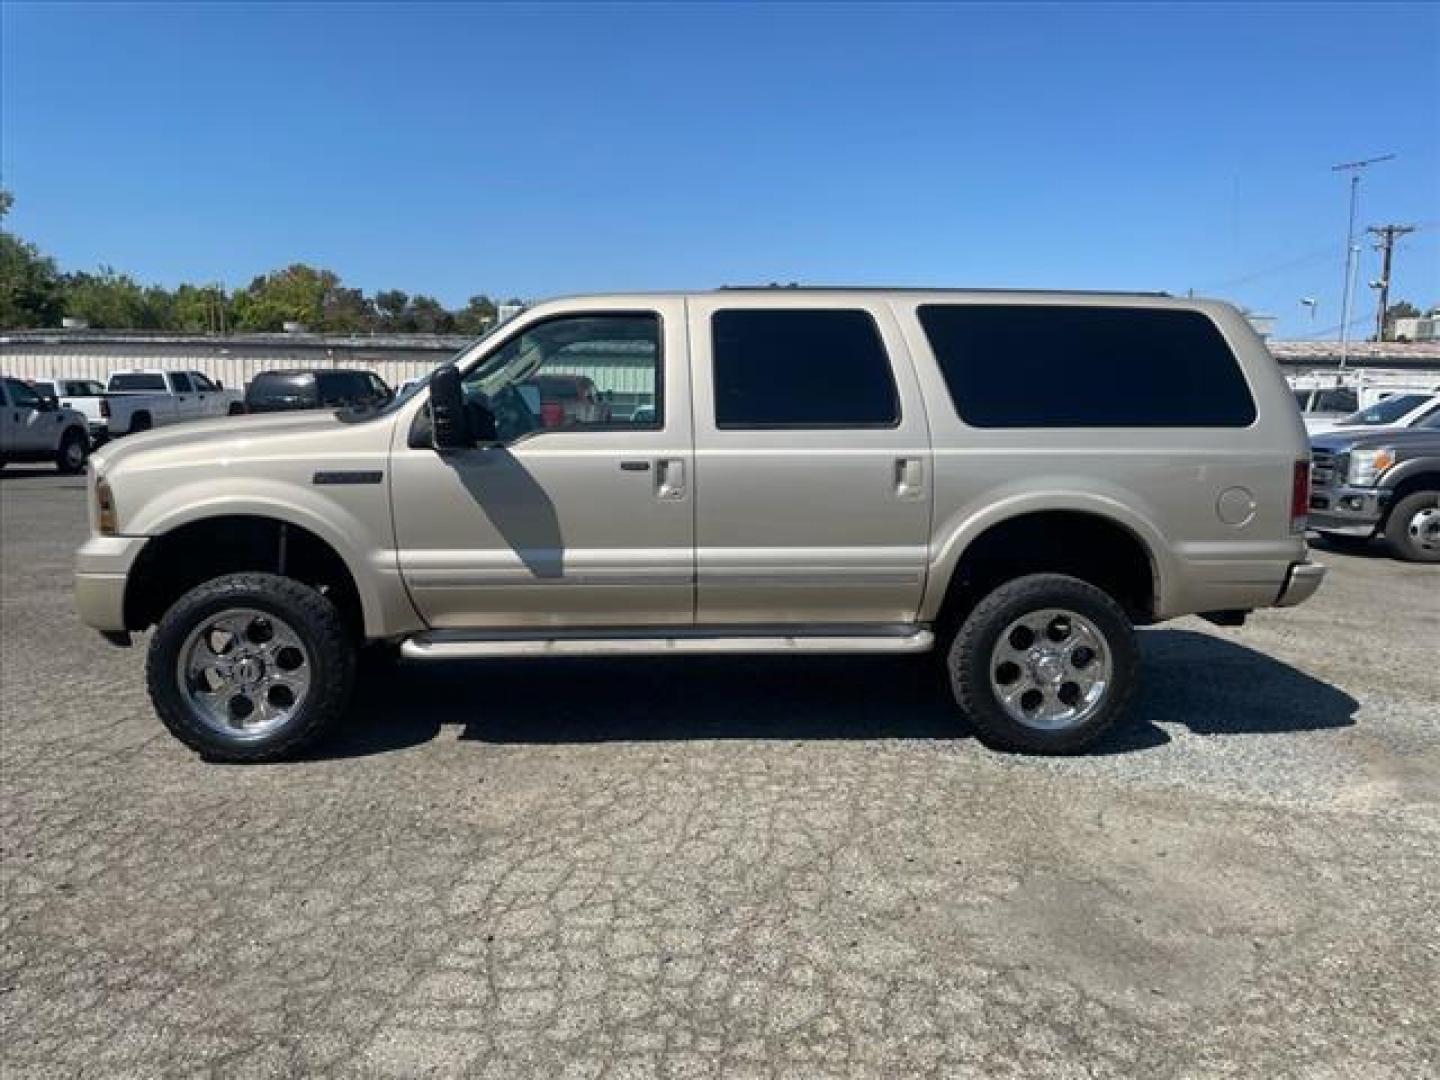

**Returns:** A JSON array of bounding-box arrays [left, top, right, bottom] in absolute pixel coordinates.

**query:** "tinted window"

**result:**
[[315, 372, 369, 404], [918, 305, 1256, 428], [1314, 389, 1357, 413], [712, 309, 898, 428], [33, 380, 58, 397], [170, 372, 194, 392], [191, 372, 218, 391], [109, 373, 168, 392], [246, 373, 318, 410]]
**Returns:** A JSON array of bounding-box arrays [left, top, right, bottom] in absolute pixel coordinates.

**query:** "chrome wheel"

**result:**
[[1407, 506, 1440, 554], [989, 608, 1111, 731], [177, 608, 312, 739]]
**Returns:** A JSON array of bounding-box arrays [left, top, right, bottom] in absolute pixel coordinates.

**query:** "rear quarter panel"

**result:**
[[889, 296, 1310, 620]]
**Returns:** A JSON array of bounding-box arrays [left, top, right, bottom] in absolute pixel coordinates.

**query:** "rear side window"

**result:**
[[247, 373, 318, 407], [918, 305, 1256, 427], [712, 309, 898, 428]]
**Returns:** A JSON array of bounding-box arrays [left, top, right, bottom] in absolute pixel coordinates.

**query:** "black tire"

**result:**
[[948, 573, 1139, 754], [56, 428, 88, 474], [227, 403, 244, 416], [145, 572, 356, 762], [1383, 490, 1440, 563], [130, 412, 152, 433]]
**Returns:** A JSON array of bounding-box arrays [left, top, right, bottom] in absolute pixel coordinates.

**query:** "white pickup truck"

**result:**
[[102, 369, 245, 435]]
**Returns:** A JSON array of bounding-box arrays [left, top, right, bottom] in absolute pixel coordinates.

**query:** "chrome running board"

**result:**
[[400, 627, 935, 661]]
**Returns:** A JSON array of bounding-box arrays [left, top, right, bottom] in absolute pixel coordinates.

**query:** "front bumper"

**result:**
[[1308, 484, 1389, 537], [74, 535, 148, 635], [1275, 560, 1326, 607]]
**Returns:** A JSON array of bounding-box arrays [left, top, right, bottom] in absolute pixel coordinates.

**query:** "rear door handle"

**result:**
[[619, 460, 651, 472]]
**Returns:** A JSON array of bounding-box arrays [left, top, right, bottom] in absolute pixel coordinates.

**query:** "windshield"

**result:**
[[335, 327, 503, 423], [1337, 394, 1432, 427]]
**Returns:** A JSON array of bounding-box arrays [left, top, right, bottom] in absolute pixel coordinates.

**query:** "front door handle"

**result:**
[[895, 456, 924, 499], [619, 460, 651, 472], [656, 458, 686, 500]]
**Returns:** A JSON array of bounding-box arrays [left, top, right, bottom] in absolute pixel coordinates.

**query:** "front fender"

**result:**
[[920, 483, 1174, 621], [123, 478, 409, 638]]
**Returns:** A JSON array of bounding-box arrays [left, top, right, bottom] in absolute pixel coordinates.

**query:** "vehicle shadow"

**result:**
[[309, 628, 1358, 760], [0, 467, 66, 481]]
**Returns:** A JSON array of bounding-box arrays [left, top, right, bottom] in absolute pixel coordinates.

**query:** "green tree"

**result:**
[[171, 284, 230, 333], [454, 294, 498, 335], [375, 289, 409, 330], [63, 268, 163, 329], [404, 294, 456, 334], [230, 264, 340, 331], [0, 188, 65, 328]]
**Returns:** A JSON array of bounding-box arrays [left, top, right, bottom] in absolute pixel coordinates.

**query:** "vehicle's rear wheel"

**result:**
[[146, 573, 356, 762], [948, 573, 1139, 754], [130, 412, 152, 433], [56, 429, 88, 474], [1384, 490, 1440, 563], [228, 403, 244, 416]]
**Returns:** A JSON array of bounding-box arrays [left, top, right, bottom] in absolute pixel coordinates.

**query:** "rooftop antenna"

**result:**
[[1331, 154, 1395, 368]]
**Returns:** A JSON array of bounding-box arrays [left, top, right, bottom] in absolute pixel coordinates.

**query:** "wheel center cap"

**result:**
[[1033, 653, 1066, 684], [234, 656, 265, 685]]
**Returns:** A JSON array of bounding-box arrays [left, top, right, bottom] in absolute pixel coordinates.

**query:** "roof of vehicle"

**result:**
[[249, 368, 381, 377]]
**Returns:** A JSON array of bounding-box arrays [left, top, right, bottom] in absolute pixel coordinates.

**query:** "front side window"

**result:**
[[191, 372, 218, 391], [711, 309, 898, 429], [170, 373, 194, 393], [919, 304, 1257, 428], [462, 313, 661, 442]]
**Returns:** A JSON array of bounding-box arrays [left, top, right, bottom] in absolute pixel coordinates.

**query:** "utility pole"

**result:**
[[1367, 224, 1416, 341], [1331, 154, 1395, 367]]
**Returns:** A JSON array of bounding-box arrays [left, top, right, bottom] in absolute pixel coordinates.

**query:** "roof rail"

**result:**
[[715, 284, 1173, 297]]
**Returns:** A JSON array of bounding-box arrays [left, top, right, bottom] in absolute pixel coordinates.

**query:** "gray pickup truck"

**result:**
[[1309, 413, 1440, 562]]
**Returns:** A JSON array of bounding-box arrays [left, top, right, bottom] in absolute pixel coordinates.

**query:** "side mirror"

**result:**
[[430, 364, 471, 449], [214, 380, 224, 390], [36, 396, 57, 412]]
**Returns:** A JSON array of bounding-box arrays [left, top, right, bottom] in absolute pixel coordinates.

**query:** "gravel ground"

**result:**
[[2, 467, 1437, 1078]]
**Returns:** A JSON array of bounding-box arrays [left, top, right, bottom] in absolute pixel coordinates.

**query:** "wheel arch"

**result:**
[[923, 493, 1171, 627], [122, 493, 404, 638]]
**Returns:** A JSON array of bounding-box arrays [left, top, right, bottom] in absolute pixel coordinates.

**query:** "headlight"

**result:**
[[95, 476, 118, 535], [1347, 447, 1395, 487]]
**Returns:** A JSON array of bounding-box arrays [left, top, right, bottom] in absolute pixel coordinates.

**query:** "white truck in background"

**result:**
[[102, 369, 245, 435]]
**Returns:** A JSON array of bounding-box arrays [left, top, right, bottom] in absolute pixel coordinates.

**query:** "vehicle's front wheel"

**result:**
[[948, 573, 1139, 754], [56, 429, 88, 474], [1384, 490, 1440, 563], [146, 573, 356, 761]]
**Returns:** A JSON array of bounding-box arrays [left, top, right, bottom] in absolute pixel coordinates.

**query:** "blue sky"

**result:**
[[3, 1, 1437, 337]]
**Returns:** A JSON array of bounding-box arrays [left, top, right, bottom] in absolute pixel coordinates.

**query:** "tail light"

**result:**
[[100, 398, 111, 419], [1291, 459, 1310, 534]]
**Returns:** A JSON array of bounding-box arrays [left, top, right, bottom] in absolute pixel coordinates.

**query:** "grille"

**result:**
[[1311, 449, 1340, 491]]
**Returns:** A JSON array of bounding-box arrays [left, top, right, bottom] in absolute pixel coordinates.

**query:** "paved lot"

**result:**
[[2, 467, 1437, 1078]]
